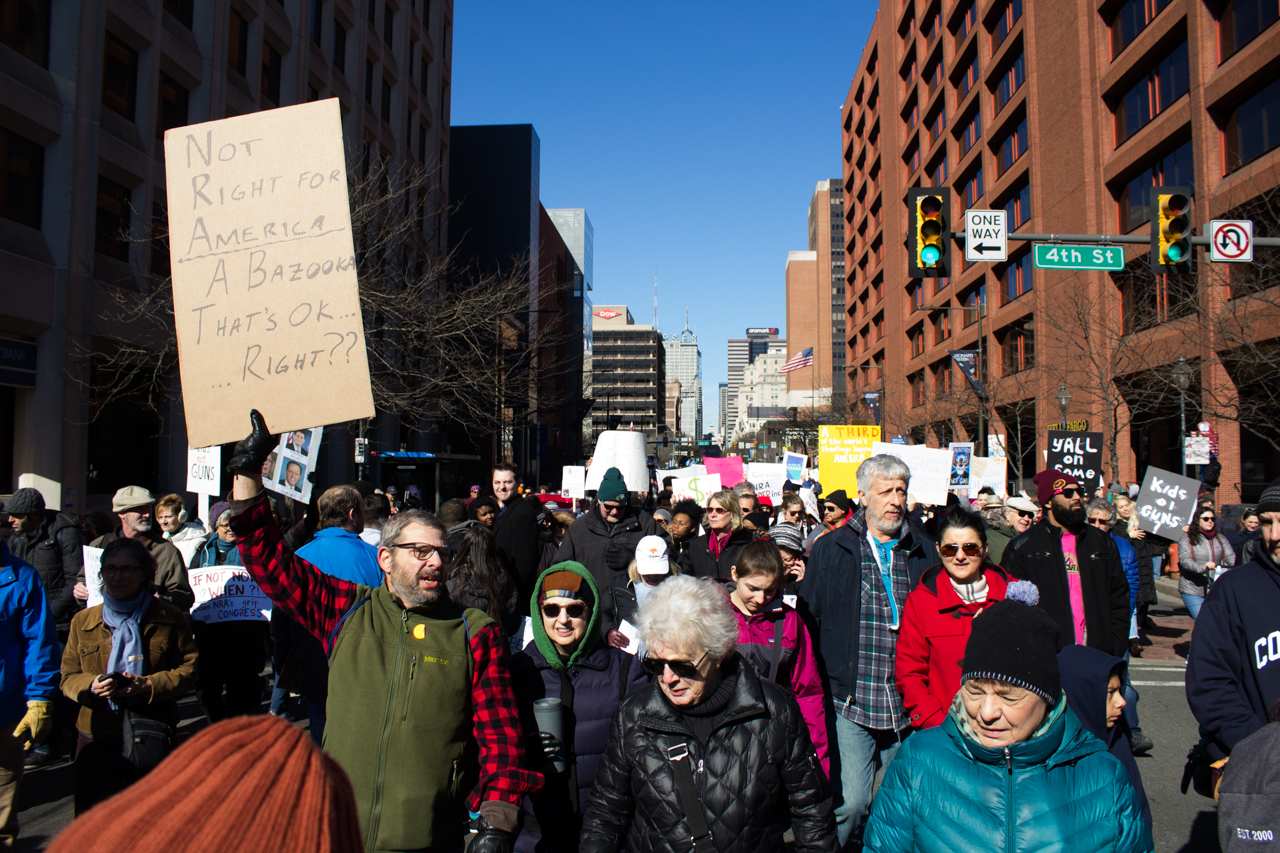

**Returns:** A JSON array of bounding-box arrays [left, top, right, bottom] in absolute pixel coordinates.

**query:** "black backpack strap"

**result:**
[[769, 613, 785, 683], [663, 734, 717, 853]]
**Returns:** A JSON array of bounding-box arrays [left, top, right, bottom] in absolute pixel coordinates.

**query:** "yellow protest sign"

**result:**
[[164, 99, 374, 448], [819, 425, 883, 496]]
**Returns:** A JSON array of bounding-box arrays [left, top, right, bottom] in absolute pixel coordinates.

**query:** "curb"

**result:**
[[1154, 576, 1180, 599]]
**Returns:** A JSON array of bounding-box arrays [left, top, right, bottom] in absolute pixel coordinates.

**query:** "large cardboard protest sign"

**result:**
[[586, 431, 648, 493], [820, 425, 882, 495], [1134, 466, 1200, 536], [164, 100, 374, 448], [704, 456, 746, 488], [870, 441, 951, 506], [189, 566, 271, 623], [746, 463, 787, 505], [671, 473, 721, 504], [970, 456, 1009, 497], [1046, 430, 1104, 492]]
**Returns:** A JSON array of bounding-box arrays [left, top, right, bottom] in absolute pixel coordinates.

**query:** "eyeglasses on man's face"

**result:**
[[390, 543, 444, 560]]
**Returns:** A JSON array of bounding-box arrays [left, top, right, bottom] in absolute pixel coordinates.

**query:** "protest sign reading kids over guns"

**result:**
[[164, 99, 375, 448]]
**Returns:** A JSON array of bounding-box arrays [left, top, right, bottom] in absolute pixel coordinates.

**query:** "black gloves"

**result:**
[[604, 542, 629, 572], [468, 816, 517, 853], [539, 731, 565, 765], [226, 409, 277, 473]]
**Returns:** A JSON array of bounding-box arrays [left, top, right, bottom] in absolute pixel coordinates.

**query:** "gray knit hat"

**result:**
[[1258, 477, 1280, 515], [6, 487, 45, 516], [769, 522, 804, 554]]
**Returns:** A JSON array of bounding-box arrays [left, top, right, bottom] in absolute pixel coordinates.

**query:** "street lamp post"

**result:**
[[1056, 384, 1072, 431], [1173, 355, 1194, 477]]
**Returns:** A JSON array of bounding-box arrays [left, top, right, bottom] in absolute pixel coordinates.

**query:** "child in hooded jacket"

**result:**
[[725, 539, 829, 776]]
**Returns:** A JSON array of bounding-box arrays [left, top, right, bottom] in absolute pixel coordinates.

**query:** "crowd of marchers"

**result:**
[[2, 410, 1278, 852]]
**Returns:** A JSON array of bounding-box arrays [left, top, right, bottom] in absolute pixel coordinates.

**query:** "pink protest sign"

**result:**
[[704, 456, 745, 488]]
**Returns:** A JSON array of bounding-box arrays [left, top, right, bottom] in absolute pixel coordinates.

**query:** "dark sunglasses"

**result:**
[[1059, 487, 1084, 499], [1014, 510, 1035, 519], [1087, 517, 1111, 527], [939, 542, 982, 557], [642, 650, 708, 679], [823, 505, 842, 514], [1199, 515, 1216, 522], [541, 602, 587, 620], [390, 543, 444, 560]]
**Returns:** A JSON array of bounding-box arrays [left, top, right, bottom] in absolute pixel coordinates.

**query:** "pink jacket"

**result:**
[[731, 595, 830, 777]]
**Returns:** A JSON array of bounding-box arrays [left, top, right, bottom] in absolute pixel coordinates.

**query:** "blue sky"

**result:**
[[451, 1, 877, 435]]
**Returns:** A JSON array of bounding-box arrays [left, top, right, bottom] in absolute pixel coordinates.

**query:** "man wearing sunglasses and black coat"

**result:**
[[1002, 470, 1131, 657]]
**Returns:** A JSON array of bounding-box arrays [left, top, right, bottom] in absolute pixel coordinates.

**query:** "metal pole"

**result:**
[[1179, 390, 1188, 477], [950, 231, 1280, 247], [977, 299, 986, 448]]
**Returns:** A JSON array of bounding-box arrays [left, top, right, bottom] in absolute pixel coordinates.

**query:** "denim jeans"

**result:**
[[1121, 651, 1140, 731], [1181, 592, 1204, 620], [831, 714, 906, 848]]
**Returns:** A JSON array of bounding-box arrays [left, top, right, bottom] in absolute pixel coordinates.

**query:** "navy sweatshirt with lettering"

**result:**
[[1186, 544, 1280, 760]]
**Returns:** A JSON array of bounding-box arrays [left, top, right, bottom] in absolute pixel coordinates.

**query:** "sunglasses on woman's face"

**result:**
[[706, 507, 728, 516], [541, 602, 587, 620], [642, 651, 708, 680], [1199, 515, 1215, 523], [939, 542, 982, 558]]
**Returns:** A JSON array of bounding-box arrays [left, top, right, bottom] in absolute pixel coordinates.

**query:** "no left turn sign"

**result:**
[[1209, 219, 1253, 263]]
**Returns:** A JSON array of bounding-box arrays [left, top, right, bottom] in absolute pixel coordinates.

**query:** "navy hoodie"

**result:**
[[1186, 544, 1280, 761], [1058, 645, 1152, 834]]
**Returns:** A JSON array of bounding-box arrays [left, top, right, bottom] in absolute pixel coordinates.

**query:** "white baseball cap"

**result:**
[[635, 535, 670, 576]]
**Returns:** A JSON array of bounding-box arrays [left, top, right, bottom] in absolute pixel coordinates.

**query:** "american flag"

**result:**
[[779, 347, 814, 374]]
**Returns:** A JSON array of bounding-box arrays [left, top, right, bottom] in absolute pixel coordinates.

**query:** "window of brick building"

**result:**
[[933, 275, 949, 295], [927, 107, 946, 146], [933, 310, 951, 344], [906, 143, 921, 174], [874, 311, 885, 341], [261, 42, 282, 105], [102, 33, 138, 120], [996, 116, 1027, 175], [1118, 138, 1194, 229], [995, 53, 1026, 112], [95, 176, 130, 261], [228, 10, 249, 77], [873, 275, 883, 302], [927, 154, 948, 186], [1001, 252, 1033, 304], [909, 281, 925, 310], [960, 108, 982, 155], [962, 282, 985, 327], [0, 127, 43, 229], [1218, 0, 1277, 60], [926, 60, 943, 97], [923, 5, 942, 44], [954, 1, 976, 48], [1001, 322, 1034, 374], [961, 167, 985, 209], [909, 323, 925, 356], [1225, 76, 1280, 171], [155, 72, 189, 141], [958, 53, 980, 99], [992, 0, 1023, 50], [1111, 0, 1171, 57], [311, 0, 323, 45], [910, 371, 926, 407], [1, 0, 51, 66], [333, 20, 347, 71], [933, 360, 952, 397], [1002, 180, 1032, 229], [1114, 40, 1189, 146]]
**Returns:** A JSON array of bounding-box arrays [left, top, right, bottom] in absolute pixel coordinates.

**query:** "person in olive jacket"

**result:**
[[60, 538, 198, 814], [677, 489, 754, 580], [553, 468, 665, 598], [5, 488, 82, 637], [580, 575, 835, 853], [1001, 470, 1130, 657]]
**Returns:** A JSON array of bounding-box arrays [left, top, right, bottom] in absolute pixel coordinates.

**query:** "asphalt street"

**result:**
[[13, 587, 1221, 851]]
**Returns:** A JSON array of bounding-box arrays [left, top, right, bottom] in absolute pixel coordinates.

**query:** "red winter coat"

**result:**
[[894, 564, 1010, 729]]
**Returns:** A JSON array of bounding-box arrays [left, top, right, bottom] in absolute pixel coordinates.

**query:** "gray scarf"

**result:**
[[102, 590, 151, 710]]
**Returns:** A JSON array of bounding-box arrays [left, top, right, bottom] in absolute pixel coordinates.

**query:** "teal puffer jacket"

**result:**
[[864, 698, 1153, 853]]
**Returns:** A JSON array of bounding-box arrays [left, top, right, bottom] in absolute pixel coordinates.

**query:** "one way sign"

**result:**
[[965, 209, 1008, 263]]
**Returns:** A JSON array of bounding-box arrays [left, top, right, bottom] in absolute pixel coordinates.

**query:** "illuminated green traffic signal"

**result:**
[[908, 187, 950, 278], [1151, 186, 1192, 273]]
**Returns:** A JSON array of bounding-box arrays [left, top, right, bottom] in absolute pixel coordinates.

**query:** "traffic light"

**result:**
[[907, 187, 951, 277], [1151, 186, 1192, 273]]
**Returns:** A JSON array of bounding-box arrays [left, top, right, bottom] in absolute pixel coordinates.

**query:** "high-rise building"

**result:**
[[784, 180, 846, 412], [842, 0, 1280, 499], [717, 382, 729, 442], [662, 315, 703, 439], [591, 306, 667, 460], [731, 341, 789, 443], [665, 380, 683, 436], [0, 0, 452, 510], [546, 209, 595, 457], [811, 180, 847, 410], [725, 327, 780, 437]]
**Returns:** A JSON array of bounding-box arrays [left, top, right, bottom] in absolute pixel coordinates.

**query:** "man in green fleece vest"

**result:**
[[226, 411, 542, 853]]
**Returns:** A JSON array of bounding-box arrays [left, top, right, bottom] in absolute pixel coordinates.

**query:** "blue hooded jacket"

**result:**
[[864, 695, 1153, 853], [0, 543, 60, 725], [1058, 645, 1152, 833]]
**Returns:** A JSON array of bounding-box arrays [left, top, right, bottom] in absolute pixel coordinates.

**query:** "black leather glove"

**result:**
[[604, 542, 629, 572], [539, 730, 565, 765], [468, 816, 516, 853], [226, 409, 277, 473]]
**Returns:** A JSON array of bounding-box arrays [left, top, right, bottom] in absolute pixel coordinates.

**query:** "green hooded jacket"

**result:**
[[530, 561, 601, 668]]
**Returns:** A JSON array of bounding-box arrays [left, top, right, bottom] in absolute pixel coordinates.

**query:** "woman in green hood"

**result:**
[[509, 562, 647, 851]]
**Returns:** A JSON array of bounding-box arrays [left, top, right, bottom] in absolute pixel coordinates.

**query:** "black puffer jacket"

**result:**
[[8, 511, 82, 631], [580, 655, 836, 853], [677, 528, 754, 580]]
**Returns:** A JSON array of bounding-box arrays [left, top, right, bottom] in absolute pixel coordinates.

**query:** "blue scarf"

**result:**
[[102, 589, 151, 710]]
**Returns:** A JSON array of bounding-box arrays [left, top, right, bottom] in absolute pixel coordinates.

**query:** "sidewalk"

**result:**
[[1135, 576, 1194, 662]]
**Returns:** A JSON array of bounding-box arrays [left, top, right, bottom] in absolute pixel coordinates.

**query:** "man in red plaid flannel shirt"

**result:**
[[227, 412, 540, 853]]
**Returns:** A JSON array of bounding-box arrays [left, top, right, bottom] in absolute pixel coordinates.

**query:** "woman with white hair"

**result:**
[[580, 576, 836, 853]]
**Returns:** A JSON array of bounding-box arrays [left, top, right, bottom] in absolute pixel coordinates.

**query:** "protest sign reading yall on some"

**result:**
[[1046, 430, 1104, 492], [164, 100, 375, 448]]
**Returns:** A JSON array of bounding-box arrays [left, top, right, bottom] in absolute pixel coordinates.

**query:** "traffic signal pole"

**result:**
[[950, 231, 1280, 247]]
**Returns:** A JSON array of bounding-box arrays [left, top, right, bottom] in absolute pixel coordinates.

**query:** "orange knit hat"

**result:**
[[46, 715, 363, 853]]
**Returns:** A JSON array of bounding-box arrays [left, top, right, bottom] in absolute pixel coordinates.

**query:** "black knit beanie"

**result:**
[[1257, 477, 1280, 516], [959, 582, 1062, 703]]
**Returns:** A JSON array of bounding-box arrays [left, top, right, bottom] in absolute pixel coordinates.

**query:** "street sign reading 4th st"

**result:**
[[965, 210, 1008, 263], [1033, 244, 1125, 271]]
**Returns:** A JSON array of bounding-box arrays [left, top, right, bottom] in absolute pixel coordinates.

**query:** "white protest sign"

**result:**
[[618, 619, 642, 655], [189, 566, 272, 623], [671, 473, 721, 505], [561, 465, 586, 499], [83, 546, 103, 607], [263, 426, 323, 503], [586, 431, 649, 493], [871, 442, 952, 506], [987, 434, 1006, 458], [164, 99, 375, 448], [186, 445, 222, 496], [798, 487, 821, 521], [746, 463, 787, 505], [970, 456, 1008, 497]]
